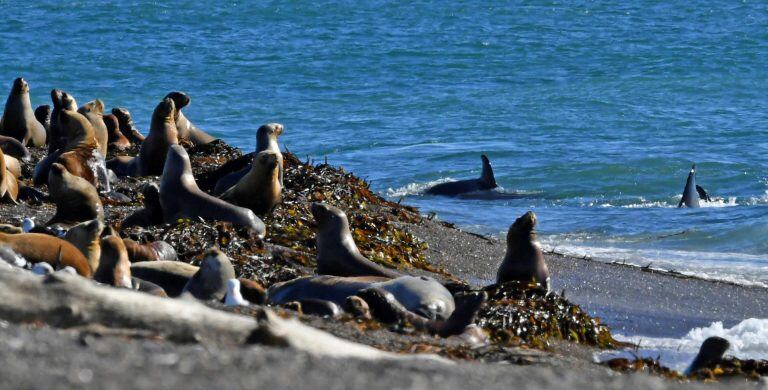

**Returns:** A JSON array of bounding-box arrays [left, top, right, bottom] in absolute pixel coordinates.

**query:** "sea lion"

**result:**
[[685, 336, 730, 375], [48, 89, 78, 153], [0, 78, 46, 146], [111, 107, 145, 144], [103, 113, 131, 151], [164, 91, 216, 145], [160, 145, 266, 236], [3, 152, 21, 179], [47, 163, 104, 226], [181, 248, 236, 301], [0, 135, 31, 161], [53, 109, 103, 187], [77, 99, 109, 156], [34, 104, 51, 134], [425, 154, 497, 196], [93, 235, 132, 288], [496, 211, 550, 291], [107, 97, 178, 177], [213, 123, 284, 194], [122, 238, 177, 262], [130, 260, 198, 297], [268, 275, 455, 321], [0, 232, 92, 277], [219, 150, 282, 215], [311, 203, 400, 278], [121, 183, 164, 228], [63, 219, 104, 272], [0, 148, 19, 204]]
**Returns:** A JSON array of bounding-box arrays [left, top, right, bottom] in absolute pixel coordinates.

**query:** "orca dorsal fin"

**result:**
[[679, 164, 700, 208], [479, 155, 497, 189]]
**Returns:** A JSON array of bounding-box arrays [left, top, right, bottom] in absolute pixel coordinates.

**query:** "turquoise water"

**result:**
[[2, 1, 768, 285]]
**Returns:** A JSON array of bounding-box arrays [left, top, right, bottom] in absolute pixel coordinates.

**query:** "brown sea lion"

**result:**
[[111, 107, 145, 144], [103, 113, 131, 151], [34, 104, 51, 134], [182, 248, 236, 301], [0, 232, 92, 277], [496, 211, 550, 291], [311, 203, 401, 278], [213, 123, 284, 195], [0, 148, 19, 204], [3, 153, 20, 179], [93, 235, 132, 288], [63, 219, 104, 272], [107, 98, 178, 177], [48, 89, 78, 153], [122, 238, 177, 262], [130, 260, 198, 297], [53, 109, 102, 187], [160, 145, 266, 236], [77, 99, 109, 156], [219, 150, 282, 215], [164, 91, 216, 145], [121, 183, 164, 228], [0, 78, 46, 146], [47, 163, 104, 226]]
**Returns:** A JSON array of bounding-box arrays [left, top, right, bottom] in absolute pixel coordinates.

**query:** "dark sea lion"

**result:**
[[685, 336, 730, 375], [103, 113, 131, 151], [47, 163, 104, 226], [107, 97, 178, 177], [63, 219, 104, 272], [181, 248, 236, 301], [0, 135, 31, 161], [0, 148, 19, 204], [52, 109, 103, 187], [122, 238, 177, 262], [268, 275, 455, 321], [311, 202, 400, 278], [93, 235, 133, 288], [496, 211, 550, 291], [130, 260, 198, 297], [0, 232, 92, 277], [678, 164, 701, 208], [48, 89, 77, 153], [164, 91, 216, 145], [121, 183, 164, 228], [425, 154, 497, 196], [219, 150, 282, 215], [160, 145, 266, 236], [0, 78, 46, 146], [111, 107, 145, 144], [213, 123, 284, 195], [34, 104, 51, 134]]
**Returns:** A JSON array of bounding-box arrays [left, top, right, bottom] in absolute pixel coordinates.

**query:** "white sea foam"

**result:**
[[597, 318, 768, 372], [386, 178, 455, 197]]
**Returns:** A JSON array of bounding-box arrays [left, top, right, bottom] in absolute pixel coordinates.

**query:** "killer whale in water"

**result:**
[[678, 164, 711, 208], [426, 154, 497, 196]]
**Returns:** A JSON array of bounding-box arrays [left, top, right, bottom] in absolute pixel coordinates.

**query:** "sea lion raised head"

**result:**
[[256, 123, 284, 153], [160, 145, 266, 236], [121, 183, 164, 229], [94, 235, 132, 288], [311, 202, 401, 278], [134, 97, 178, 176], [111, 107, 145, 144], [63, 219, 104, 272], [164, 91, 216, 145], [496, 210, 550, 290], [0, 78, 46, 146], [103, 113, 131, 150], [219, 150, 282, 215], [78, 99, 109, 156], [47, 163, 104, 226], [182, 248, 236, 301], [685, 336, 730, 375], [211, 123, 285, 195]]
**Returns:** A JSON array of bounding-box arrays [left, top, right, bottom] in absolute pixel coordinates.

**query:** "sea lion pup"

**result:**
[[47, 163, 104, 226], [103, 113, 131, 151], [219, 150, 282, 215], [121, 183, 164, 228], [0, 232, 91, 277], [425, 154, 497, 196], [0, 148, 19, 204], [93, 235, 132, 288], [111, 107, 145, 144], [311, 203, 401, 278], [268, 275, 456, 321], [108, 97, 178, 177], [160, 145, 266, 236], [181, 248, 236, 301], [685, 336, 731, 375], [496, 211, 550, 291], [77, 99, 109, 156], [164, 91, 216, 145], [0, 78, 46, 146], [213, 123, 284, 195], [122, 238, 177, 262], [34, 104, 51, 133], [63, 219, 104, 272], [678, 164, 711, 208]]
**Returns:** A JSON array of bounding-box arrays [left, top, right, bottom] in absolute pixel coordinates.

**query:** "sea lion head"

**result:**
[[164, 91, 191, 110], [311, 203, 349, 235], [49, 162, 68, 180], [61, 92, 77, 111], [183, 247, 236, 301], [51, 89, 64, 108], [111, 107, 132, 123], [140, 182, 161, 210], [95, 235, 132, 288], [11, 78, 28, 95], [58, 109, 95, 146], [256, 123, 284, 152], [255, 150, 279, 171], [507, 211, 537, 242], [79, 99, 105, 115], [103, 114, 119, 133], [153, 97, 176, 124], [64, 219, 104, 272]]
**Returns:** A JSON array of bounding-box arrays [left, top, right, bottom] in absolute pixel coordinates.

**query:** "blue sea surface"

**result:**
[[1, 1, 767, 286]]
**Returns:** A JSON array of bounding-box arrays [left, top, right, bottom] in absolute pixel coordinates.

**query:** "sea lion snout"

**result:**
[[12, 78, 27, 93], [511, 210, 536, 233]]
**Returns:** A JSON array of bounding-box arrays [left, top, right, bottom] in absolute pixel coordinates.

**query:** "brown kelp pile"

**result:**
[[604, 356, 768, 382]]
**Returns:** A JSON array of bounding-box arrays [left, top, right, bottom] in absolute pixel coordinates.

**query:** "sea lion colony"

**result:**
[[0, 77, 759, 381]]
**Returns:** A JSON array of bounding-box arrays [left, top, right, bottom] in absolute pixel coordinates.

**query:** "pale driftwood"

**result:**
[[0, 268, 449, 363]]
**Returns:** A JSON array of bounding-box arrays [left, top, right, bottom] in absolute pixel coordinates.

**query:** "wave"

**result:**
[[597, 318, 768, 372], [386, 180, 539, 199]]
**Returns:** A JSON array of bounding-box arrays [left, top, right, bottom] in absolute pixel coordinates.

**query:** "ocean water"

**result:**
[[1, 2, 767, 289]]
